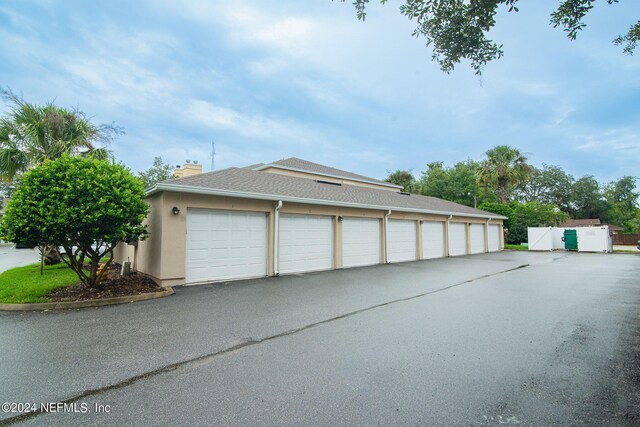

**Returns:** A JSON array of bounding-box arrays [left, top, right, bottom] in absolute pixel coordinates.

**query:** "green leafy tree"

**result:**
[[0, 156, 149, 287], [515, 164, 574, 211], [571, 175, 610, 220], [138, 156, 175, 189], [627, 211, 640, 233], [480, 201, 568, 244], [419, 160, 497, 207], [604, 176, 639, 231], [419, 161, 448, 199], [385, 169, 419, 193], [478, 145, 533, 204], [345, 0, 639, 74]]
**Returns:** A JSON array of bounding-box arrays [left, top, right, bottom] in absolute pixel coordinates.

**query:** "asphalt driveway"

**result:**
[[1, 252, 639, 425]]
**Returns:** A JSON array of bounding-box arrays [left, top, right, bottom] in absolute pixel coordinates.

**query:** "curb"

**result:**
[[0, 287, 174, 311]]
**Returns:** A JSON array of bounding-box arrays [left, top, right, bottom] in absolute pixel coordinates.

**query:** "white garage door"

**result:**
[[448, 222, 467, 256], [387, 219, 417, 263], [469, 223, 486, 254], [422, 221, 445, 259], [343, 217, 381, 268], [280, 214, 333, 274], [185, 209, 267, 284], [488, 224, 501, 252]]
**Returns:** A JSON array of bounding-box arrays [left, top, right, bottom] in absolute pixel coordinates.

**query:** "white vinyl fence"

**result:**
[[527, 226, 612, 253]]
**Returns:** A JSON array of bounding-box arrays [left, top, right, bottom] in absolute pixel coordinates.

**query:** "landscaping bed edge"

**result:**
[[0, 286, 174, 311]]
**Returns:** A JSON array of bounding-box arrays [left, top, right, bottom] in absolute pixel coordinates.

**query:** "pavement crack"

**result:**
[[0, 263, 529, 426]]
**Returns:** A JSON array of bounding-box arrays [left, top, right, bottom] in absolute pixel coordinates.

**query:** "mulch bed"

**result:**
[[47, 263, 162, 302]]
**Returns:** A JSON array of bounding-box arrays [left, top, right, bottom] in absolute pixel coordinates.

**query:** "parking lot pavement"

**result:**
[[2, 251, 639, 425], [0, 246, 39, 274]]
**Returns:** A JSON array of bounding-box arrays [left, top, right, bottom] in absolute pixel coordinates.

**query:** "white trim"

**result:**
[[149, 183, 508, 220], [253, 163, 403, 190]]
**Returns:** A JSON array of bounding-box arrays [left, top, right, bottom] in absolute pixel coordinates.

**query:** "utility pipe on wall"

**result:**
[[384, 210, 392, 263], [274, 200, 283, 276], [447, 214, 453, 257]]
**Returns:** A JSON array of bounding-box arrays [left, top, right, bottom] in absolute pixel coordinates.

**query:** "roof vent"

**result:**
[[399, 192, 411, 196], [316, 179, 342, 186]]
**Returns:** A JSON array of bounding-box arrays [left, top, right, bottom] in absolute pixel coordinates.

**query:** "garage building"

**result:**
[[115, 158, 505, 286]]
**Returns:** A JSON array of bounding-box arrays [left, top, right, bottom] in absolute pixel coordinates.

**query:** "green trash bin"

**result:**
[[563, 229, 578, 251]]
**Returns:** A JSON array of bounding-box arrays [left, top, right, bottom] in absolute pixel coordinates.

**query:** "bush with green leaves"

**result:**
[[0, 156, 148, 287], [480, 201, 569, 245]]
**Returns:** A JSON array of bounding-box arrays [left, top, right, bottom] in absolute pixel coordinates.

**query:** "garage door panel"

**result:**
[[448, 223, 467, 256], [488, 224, 501, 252], [422, 221, 445, 259], [186, 209, 268, 284], [469, 224, 485, 254], [280, 214, 333, 274], [387, 219, 417, 263], [343, 218, 381, 268]]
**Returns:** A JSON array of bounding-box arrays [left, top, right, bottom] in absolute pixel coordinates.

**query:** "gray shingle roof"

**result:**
[[258, 157, 399, 188], [160, 167, 505, 219], [242, 162, 265, 169]]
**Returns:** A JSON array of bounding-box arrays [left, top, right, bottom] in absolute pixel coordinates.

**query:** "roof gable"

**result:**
[[253, 157, 402, 190]]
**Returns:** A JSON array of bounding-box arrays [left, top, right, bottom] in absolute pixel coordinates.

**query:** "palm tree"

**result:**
[[0, 88, 119, 182], [0, 88, 121, 263], [478, 145, 533, 204]]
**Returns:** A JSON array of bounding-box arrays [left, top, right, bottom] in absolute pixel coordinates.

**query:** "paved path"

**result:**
[[1, 252, 639, 425], [614, 245, 639, 252], [0, 247, 39, 274]]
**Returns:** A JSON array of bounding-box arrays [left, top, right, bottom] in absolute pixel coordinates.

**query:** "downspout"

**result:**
[[447, 215, 453, 257], [384, 210, 392, 263], [274, 200, 283, 276]]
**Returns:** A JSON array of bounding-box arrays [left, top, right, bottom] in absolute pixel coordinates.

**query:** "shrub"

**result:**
[[0, 156, 148, 287]]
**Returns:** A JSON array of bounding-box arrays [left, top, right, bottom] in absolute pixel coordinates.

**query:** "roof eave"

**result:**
[[150, 183, 508, 220], [253, 163, 404, 190]]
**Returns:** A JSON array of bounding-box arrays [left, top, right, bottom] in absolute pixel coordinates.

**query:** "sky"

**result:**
[[0, 0, 639, 184]]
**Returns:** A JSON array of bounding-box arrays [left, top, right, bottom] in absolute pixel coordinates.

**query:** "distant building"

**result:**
[[563, 218, 601, 227], [562, 218, 623, 235]]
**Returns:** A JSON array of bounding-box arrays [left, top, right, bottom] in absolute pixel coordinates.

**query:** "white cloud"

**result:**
[[574, 128, 640, 154], [186, 100, 313, 142], [158, 1, 318, 55], [247, 58, 289, 76]]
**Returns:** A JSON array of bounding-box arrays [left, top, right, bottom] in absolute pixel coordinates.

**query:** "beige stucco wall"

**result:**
[[261, 167, 400, 192], [126, 191, 504, 286], [114, 193, 164, 281]]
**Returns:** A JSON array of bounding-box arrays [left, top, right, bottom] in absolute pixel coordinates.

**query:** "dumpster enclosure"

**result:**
[[527, 226, 612, 253]]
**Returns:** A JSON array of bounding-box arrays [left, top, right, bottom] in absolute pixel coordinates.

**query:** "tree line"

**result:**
[[385, 145, 639, 244]]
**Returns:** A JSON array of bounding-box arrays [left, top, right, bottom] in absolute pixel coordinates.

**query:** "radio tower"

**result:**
[[210, 140, 216, 171]]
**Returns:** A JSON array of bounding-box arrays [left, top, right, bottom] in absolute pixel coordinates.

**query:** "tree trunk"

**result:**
[[498, 176, 509, 204], [40, 245, 62, 265]]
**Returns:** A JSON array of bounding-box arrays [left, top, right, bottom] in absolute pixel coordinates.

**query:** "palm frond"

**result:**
[[0, 87, 122, 177]]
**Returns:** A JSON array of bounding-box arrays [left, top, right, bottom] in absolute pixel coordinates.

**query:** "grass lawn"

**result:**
[[0, 263, 79, 304], [504, 244, 528, 251]]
